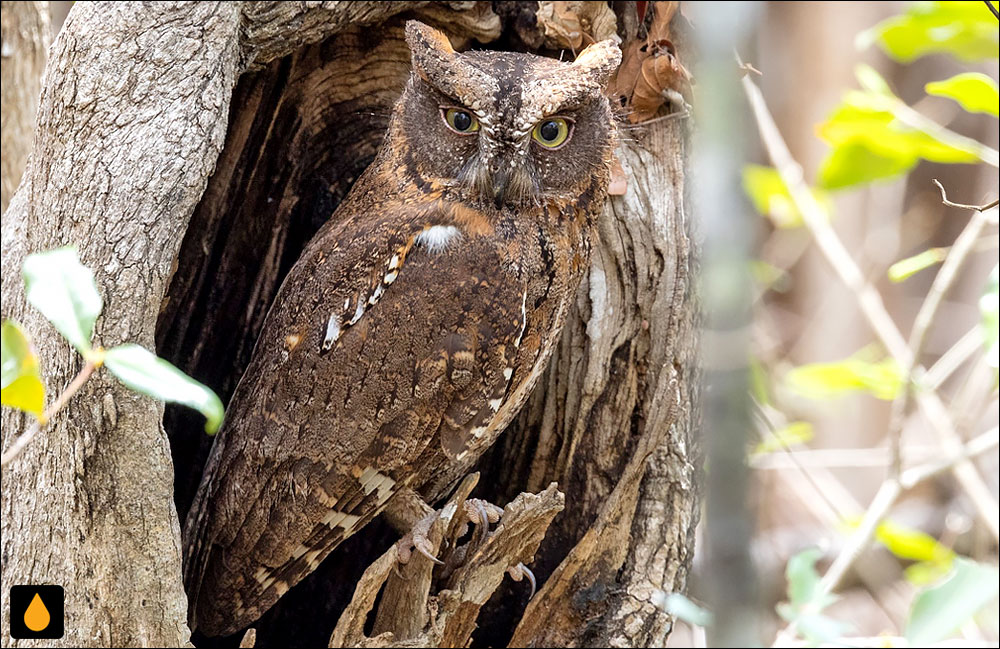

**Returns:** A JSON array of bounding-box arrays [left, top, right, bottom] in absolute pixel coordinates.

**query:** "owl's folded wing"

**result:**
[[183, 199, 525, 635]]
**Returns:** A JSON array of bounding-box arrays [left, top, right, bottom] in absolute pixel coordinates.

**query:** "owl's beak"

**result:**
[[492, 168, 510, 209]]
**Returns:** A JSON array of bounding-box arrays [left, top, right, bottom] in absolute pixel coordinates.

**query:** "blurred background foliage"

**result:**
[[678, 1, 998, 646]]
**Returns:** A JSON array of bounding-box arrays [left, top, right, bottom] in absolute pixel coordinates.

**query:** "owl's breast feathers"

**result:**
[[183, 193, 584, 636]]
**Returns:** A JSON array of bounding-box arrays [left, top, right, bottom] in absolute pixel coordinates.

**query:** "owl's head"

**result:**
[[390, 21, 621, 212]]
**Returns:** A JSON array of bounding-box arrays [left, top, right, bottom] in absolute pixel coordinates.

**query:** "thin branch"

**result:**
[[773, 428, 1000, 648], [740, 61, 1000, 647], [891, 103, 999, 168], [933, 179, 1000, 213], [1, 360, 97, 467], [741, 62, 999, 543], [985, 0, 1000, 21], [924, 325, 985, 390], [887, 181, 993, 475]]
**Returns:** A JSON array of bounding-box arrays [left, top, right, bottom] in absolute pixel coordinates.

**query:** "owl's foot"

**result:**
[[395, 509, 444, 566], [460, 498, 503, 545], [507, 562, 537, 599], [395, 498, 503, 566]]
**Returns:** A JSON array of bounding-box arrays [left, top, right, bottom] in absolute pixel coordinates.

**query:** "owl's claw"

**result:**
[[396, 510, 444, 566], [395, 497, 503, 571], [461, 498, 503, 546], [507, 562, 537, 599]]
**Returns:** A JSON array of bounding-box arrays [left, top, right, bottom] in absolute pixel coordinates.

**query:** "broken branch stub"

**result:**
[[329, 483, 565, 648]]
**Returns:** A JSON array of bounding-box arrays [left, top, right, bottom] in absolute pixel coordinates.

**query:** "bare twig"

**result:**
[[985, 0, 1000, 21], [925, 325, 986, 390], [740, 60, 1000, 647], [741, 62, 1000, 544], [887, 180, 994, 475], [1, 359, 97, 467], [890, 104, 999, 168], [932, 179, 1000, 213], [773, 429, 1000, 648]]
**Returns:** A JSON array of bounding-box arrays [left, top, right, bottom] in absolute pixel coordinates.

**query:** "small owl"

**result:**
[[182, 20, 621, 636]]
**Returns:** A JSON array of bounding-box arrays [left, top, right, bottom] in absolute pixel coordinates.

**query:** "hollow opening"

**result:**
[[154, 12, 581, 648]]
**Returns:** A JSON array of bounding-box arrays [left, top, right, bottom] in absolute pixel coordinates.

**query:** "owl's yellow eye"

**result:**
[[532, 117, 572, 149], [443, 107, 480, 134]]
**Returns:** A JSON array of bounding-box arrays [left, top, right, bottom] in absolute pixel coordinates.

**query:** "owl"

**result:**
[[182, 20, 621, 637]]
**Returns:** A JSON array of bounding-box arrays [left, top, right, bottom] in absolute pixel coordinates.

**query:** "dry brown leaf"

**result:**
[[629, 39, 692, 122], [647, 0, 679, 42], [610, 1, 693, 123], [608, 38, 644, 110], [536, 1, 617, 51]]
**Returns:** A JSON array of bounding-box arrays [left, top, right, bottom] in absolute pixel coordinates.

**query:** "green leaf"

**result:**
[[926, 73, 1000, 117], [888, 247, 948, 282], [875, 520, 955, 565], [817, 87, 980, 189], [786, 548, 826, 607], [749, 260, 790, 293], [819, 141, 917, 190], [859, 1, 1000, 63], [905, 560, 954, 586], [749, 356, 772, 406], [753, 421, 814, 456], [104, 344, 224, 433], [22, 247, 103, 355], [742, 164, 831, 228], [778, 549, 850, 644], [661, 593, 714, 627], [1, 321, 45, 418], [786, 356, 903, 401], [906, 557, 1000, 644], [981, 265, 999, 370]]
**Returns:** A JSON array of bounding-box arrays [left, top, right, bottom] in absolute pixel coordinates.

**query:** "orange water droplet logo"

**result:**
[[24, 592, 51, 632]]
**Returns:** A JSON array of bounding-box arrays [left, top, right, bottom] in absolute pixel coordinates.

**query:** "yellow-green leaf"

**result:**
[[753, 421, 814, 456], [875, 520, 955, 564], [888, 247, 948, 282], [819, 141, 918, 190], [104, 344, 224, 434], [1, 321, 45, 418], [859, 1, 1000, 63], [743, 165, 831, 228], [816, 90, 979, 189], [786, 356, 903, 401], [926, 73, 1000, 117]]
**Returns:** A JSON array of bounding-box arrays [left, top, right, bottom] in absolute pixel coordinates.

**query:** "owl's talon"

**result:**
[[415, 539, 445, 565], [462, 498, 503, 546], [507, 562, 537, 599], [395, 509, 443, 566]]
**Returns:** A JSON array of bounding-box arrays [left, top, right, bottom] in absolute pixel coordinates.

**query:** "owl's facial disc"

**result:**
[[402, 20, 621, 212]]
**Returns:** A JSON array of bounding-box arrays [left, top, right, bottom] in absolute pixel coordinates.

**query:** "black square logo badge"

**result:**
[[9, 585, 64, 639]]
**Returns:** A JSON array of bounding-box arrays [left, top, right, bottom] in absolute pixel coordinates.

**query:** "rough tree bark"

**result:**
[[1, 1, 50, 213], [1, 2, 698, 647]]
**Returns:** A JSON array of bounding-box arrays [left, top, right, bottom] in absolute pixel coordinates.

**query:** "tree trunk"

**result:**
[[1, 3, 699, 647], [1, 1, 50, 214]]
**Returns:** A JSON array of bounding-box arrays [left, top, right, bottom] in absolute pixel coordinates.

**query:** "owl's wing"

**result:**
[[183, 199, 525, 636]]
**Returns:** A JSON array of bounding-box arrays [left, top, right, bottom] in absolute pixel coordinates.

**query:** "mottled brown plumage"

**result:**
[[182, 21, 620, 636]]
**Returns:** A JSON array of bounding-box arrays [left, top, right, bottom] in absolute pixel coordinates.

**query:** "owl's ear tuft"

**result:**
[[405, 21, 458, 83], [570, 39, 623, 90], [404, 20, 497, 108]]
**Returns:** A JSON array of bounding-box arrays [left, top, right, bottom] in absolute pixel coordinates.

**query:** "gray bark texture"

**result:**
[[1, 2, 699, 647], [1, 1, 50, 213]]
